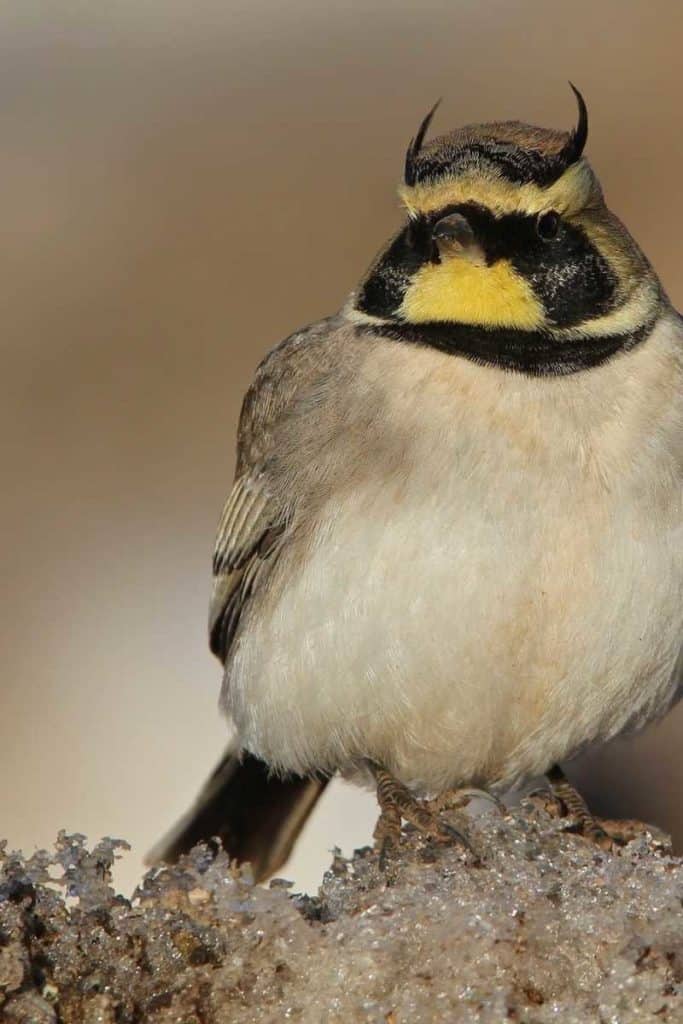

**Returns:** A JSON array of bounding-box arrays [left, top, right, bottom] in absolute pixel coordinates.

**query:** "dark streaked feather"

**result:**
[[213, 473, 272, 575], [209, 473, 286, 661], [147, 743, 328, 881]]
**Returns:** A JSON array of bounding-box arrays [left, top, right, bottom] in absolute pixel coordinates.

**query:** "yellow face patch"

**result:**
[[400, 255, 545, 330], [395, 160, 600, 331]]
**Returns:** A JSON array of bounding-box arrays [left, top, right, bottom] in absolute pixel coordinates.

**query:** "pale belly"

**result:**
[[226, 461, 683, 793]]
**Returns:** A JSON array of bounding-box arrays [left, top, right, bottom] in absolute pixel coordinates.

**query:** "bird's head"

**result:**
[[353, 88, 663, 374]]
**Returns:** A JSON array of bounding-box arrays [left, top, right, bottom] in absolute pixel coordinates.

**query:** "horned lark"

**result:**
[[153, 88, 683, 879]]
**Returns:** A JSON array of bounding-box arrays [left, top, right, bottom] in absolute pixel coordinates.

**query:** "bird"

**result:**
[[151, 87, 683, 881]]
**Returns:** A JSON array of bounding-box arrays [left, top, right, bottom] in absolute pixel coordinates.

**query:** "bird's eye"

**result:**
[[536, 210, 561, 241]]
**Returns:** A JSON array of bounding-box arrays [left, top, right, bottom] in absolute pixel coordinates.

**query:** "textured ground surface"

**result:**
[[1, 799, 682, 1023]]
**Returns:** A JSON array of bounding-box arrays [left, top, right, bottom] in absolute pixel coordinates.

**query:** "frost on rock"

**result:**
[[1, 802, 682, 1023]]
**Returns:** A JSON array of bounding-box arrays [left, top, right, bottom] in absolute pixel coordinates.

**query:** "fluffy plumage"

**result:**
[[153, 94, 683, 879], [225, 313, 683, 792]]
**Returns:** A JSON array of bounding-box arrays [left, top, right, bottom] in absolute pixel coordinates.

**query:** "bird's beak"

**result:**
[[433, 212, 485, 265]]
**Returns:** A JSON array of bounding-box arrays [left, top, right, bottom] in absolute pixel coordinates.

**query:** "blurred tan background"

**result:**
[[2, 1, 682, 895]]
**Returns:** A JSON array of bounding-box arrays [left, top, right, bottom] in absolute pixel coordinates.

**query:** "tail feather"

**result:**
[[148, 744, 328, 882]]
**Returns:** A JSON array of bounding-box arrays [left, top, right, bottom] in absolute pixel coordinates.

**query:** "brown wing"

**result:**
[[208, 316, 340, 663], [209, 470, 286, 661]]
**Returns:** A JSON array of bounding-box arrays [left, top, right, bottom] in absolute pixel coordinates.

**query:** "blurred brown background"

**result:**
[[2, 1, 682, 894]]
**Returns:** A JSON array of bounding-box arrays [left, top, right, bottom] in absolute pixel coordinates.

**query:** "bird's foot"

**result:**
[[542, 764, 672, 852], [587, 817, 672, 851], [543, 764, 615, 850], [428, 786, 506, 816], [369, 763, 474, 871]]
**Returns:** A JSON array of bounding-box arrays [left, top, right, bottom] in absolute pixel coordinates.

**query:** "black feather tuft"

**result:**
[[558, 82, 588, 167], [404, 99, 442, 186]]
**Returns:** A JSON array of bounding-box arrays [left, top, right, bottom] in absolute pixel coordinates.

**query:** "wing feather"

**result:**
[[209, 472, 285, 661], [209, 318, 338, 664]]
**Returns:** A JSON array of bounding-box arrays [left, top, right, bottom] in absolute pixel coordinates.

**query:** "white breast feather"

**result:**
[[226, 316, 683, 793]]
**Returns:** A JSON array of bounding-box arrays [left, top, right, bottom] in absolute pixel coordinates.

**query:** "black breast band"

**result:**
[[367, 318, 654, 377]]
